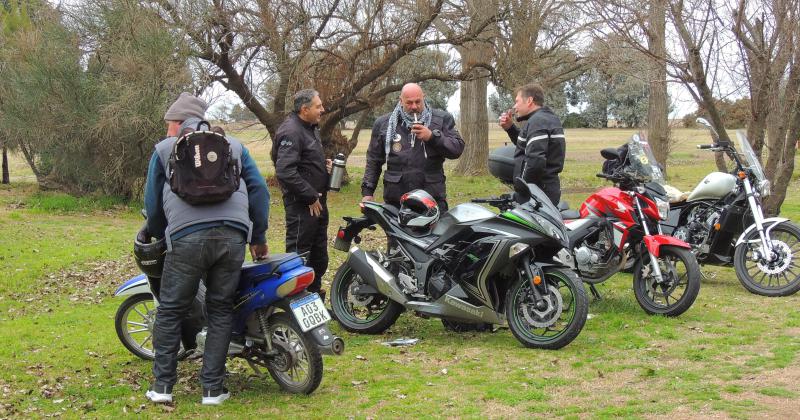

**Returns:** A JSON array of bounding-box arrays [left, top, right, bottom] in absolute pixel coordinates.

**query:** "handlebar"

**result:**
[[596, 173, 612, 179], [472, 194, 514, 210], [696, 144, 715, 150]]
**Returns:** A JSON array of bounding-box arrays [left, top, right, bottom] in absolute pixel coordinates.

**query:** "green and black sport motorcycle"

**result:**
[[330, 178, 588, 349]]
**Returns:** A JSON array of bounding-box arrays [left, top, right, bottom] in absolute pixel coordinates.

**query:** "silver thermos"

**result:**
[[328, 153, 346, 191]]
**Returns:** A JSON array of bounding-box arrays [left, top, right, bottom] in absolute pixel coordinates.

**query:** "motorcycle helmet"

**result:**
[[134, 226, 166, 278], [398, 189, 440, 228]]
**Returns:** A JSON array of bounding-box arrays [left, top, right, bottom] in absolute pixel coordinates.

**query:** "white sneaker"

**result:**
[[201, 387, 230, 405], [145, 385, 173, 404]]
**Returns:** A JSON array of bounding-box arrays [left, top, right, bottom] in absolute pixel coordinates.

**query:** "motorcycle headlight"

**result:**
[[532, 214, 564, 242], [655, 197, 669, 220], [758, 179, 771, 197]]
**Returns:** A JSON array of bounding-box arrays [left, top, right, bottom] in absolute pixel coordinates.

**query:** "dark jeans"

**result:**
[[152, 226, 246, 391], [284, 195, 328, 292]]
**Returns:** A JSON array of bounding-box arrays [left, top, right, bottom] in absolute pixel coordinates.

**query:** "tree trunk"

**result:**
[[454, 1, 495, 176], [646, 0, 670, 171], [1, 141, 9, 184], [454, 67, 490, 175]]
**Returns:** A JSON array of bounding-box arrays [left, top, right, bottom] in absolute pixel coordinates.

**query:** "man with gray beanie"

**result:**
[[143, 92, 270, 405]]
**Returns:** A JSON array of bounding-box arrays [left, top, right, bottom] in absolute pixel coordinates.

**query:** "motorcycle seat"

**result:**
[[560, 209, 581, 220]]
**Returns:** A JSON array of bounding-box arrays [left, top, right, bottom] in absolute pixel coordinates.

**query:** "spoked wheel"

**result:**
[[734, 222, 800, 297], [506, 267, 588, 349], [633, 246, 700, 316], [265, 312, 323, 395], [330, 263, 403, 334], [114, 294, 187, 360]]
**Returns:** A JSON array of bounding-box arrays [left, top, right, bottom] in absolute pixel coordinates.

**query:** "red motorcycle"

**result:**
[[557, 134, 700, 316]]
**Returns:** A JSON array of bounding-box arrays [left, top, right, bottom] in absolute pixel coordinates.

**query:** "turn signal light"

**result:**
[[533, 275, 542, 285], [337, 229, 346, 239], [714, 223, 721, 231], [738, 171, 746, 179]]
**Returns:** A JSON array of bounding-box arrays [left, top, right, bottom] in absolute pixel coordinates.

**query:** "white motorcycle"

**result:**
[[659, 118, 800, 296]]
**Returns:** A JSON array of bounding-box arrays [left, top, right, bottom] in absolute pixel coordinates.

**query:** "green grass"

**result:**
[[1, 127, 800, 418]]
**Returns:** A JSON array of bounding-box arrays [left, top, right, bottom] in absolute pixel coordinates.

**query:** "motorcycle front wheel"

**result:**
[[330, 263, 403, 334], [633, 246, 700, 316], [114, 293, 187, 361], [734, 222, 800, 297], [506, 267, 588, 349], [265, 312, 323, 395]]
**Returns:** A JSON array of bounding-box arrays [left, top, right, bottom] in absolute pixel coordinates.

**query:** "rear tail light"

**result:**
[[337, 229, 346, 239], [277, 270, 316, 297]]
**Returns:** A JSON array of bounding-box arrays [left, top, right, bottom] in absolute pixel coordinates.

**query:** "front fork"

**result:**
[[519, 253, 548, 305], [743, 178, 773, 258], [634, 195, 665, 282]]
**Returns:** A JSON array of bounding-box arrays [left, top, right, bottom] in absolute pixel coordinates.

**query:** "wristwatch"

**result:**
[[431, 129, 442, 139]]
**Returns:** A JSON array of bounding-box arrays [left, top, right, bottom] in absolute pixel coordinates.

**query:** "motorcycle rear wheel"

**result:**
[[734, 222, 800, 297], [330, 263, 403, 334], [114, 293, 187, 361], [506, 267, 588, 349], [265, 312, 323, 395], [633, 246, 700, 316]]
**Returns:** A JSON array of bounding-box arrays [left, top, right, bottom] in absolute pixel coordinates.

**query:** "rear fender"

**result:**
[[333, 216, 375, 251], [643, 235, 691, 258], [114, 274, 151, 297]]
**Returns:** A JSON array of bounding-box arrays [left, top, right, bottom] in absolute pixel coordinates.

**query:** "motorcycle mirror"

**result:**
[[695, 117, 720, 139], [600, 148, 620, 160], [513, 177, 533, 205]]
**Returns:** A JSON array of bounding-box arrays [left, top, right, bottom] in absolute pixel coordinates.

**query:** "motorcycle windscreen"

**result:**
[[626, 134, 665, 184], [735, 131, 766, 182]]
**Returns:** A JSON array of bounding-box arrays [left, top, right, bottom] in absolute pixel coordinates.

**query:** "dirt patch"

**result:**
[[721, 363, 800, 418]]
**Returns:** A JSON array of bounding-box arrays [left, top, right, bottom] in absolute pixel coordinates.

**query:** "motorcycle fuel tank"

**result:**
[[686, 172, 736, 202]]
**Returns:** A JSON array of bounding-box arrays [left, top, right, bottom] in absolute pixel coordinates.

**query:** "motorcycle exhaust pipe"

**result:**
[[347, 247, 408, 304]]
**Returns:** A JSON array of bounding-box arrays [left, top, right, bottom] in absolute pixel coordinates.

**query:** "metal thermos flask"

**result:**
[[328, 153, 346, 191]]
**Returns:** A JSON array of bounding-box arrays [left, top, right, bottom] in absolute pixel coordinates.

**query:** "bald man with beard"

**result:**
[[361, 83, 465, 210]]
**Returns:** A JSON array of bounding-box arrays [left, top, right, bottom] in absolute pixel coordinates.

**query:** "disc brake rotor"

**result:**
[[347, 280, 374, 307], [522, 285, 563, 328], [757, 240, 793, 275]]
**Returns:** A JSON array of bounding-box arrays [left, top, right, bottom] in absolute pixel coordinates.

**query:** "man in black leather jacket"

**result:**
[[272, 89, 332, 298], [362, 83, 464, 210], [499, 83, 565, 205]]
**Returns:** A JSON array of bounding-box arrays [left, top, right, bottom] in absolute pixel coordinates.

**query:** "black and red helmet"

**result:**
[[398, 189, 440, 228]]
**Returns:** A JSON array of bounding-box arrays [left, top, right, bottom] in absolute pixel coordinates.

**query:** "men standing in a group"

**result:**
[[499, 83, 566, 205], [362, 83, 464, 210], [272, 89, 332, 300]]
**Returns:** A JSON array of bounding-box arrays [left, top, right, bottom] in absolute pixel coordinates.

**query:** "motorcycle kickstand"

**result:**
[[588, 284, 602, 301]]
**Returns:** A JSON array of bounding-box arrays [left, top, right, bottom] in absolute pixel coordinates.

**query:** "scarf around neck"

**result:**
[[385, 100, 433, 155]]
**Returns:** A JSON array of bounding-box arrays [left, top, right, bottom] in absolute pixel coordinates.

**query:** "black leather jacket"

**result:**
[[362, 109, 464, 205], [272, 113, 328, 205], [504, 106, 565, 187]]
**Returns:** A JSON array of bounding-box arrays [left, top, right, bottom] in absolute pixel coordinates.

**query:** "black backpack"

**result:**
[[168, 121, 240, 205]]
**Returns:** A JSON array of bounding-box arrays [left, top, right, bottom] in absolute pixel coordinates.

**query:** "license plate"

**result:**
[[289, 293, 331, 332]]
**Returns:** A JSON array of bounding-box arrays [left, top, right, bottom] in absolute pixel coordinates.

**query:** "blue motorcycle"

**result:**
[[114, 252, 344, 394]]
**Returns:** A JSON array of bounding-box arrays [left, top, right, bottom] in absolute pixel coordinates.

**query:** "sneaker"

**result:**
[[145, 384, 173, 404], [201, 387, 230, 406]]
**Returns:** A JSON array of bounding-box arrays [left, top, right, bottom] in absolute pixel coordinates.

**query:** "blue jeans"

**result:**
[[152, 226, 246, 390]]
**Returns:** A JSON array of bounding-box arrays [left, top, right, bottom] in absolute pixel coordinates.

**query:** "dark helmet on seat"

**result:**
[[133, 226, 166, 278], [398, 189, 440, 228]]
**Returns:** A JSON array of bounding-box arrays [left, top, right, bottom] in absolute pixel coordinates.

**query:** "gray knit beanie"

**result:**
[[164, 92, 208, 121]]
